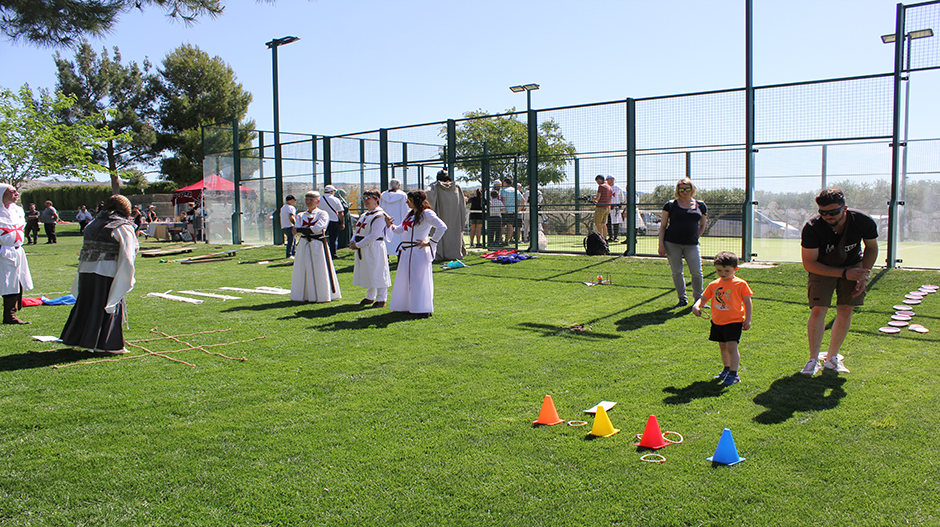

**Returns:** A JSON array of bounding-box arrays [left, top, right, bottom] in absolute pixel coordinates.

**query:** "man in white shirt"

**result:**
[[279, 195, 297, 258], [319, 185, 345, 258], [606, 176, 625, 242]]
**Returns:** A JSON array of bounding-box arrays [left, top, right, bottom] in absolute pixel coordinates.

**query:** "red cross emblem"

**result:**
[[301, 216, 317, 228], [0, 225, 23, 244], [401, 216, 414, 232]]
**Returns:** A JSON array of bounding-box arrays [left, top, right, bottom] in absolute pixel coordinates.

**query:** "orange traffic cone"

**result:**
[[634, 415, 669, 449], [589, 406, 620, 437], [532, 395, 565, 425]]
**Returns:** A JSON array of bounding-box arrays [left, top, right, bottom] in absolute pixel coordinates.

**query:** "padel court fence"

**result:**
[[204, 0, 940, 269]]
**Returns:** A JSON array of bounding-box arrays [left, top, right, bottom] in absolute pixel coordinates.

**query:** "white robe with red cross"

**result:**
[[0, 198, 33, 296]]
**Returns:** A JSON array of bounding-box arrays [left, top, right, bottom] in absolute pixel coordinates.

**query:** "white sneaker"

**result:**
[[823, 354, 850, 373], [800, 358, 822, 375]]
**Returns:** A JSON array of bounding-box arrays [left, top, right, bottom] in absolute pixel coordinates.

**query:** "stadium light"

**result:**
[[266, 36, 299, 244], [509, 83, 539, 112], [881, 28, 932, 240]]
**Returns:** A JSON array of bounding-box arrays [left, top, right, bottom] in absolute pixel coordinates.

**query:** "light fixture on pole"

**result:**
[[509, 83, 539, 112], [881, 28, 933, 240], [266, 35, 300, 245]]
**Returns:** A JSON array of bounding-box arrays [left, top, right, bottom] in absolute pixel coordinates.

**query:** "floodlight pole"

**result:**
[[267, 36, 299, 245], [883, 21, 932, 268], [510, 83, 540, 252]]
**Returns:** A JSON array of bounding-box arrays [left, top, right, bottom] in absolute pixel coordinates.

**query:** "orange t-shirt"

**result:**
[[702, 276, 753, 325]]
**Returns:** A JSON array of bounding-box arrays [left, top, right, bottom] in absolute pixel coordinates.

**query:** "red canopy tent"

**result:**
[[172, 174, 256, 205]]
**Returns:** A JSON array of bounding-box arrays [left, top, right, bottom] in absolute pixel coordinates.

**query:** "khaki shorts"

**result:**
[[594, 207, 610, 226], [807, 272, 866, 308]]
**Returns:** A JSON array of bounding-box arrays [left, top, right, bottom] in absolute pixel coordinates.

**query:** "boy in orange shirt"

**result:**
[[692, 252, 753, 386]]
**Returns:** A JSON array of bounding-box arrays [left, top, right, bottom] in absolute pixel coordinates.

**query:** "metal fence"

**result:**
[[204, 0, 940, 268]]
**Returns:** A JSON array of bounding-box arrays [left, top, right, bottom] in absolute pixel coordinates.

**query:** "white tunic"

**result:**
[[389, 209, 447, 314], [609, 184, 625, 225], [291, 209, 341, 302], [0, 198, 33, 296], [352, 207, 392, 289], [380, 189, 409, 256]]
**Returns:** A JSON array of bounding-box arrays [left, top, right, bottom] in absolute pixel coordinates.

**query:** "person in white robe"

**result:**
[[60, 195, 138, 352], [380, 178, 409, 257], [291, 191, 342, 303], [425, 170, 466, 261], [386, 190, 447, 318], [349, 189, 392, 307], [607, 175, 626, 242], [0, 184, 33, 324]]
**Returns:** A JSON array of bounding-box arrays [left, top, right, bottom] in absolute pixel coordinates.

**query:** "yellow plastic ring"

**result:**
[[663, 431, 684, 444], [640, 454, 666, 463], [567, 420, 588, 427]]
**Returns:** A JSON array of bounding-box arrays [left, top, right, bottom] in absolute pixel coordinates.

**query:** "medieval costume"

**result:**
[[0, 184, 33, 324], [389, 209, 447, 315], [291, 208, 341, 303], [351, 207, 392, 305], [60, 202, 138, 352], [380, 187, 409, 256], [426, 179, 467, 261]]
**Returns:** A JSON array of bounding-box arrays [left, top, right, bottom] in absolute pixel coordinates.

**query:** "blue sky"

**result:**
[[1, 0, 937, 185]]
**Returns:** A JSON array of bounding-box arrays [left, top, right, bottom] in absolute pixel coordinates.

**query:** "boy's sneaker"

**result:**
[[823, 354, 850, 373], [714, 370, 730, 381], [800, 358, 822, 375], [720, 374, 740, 386]]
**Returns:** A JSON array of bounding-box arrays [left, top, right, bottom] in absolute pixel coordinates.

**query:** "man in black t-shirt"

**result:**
[[799, 188, 879, 376]]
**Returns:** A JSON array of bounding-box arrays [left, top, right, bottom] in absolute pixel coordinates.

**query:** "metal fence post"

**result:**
[[887, 3, 906, 269], [527, 108, 539, 252], [625, 98, 636, 255], [232, 117, 242, 244], [742, 0, 756, 262], [446, 119, 457, 177], [323, 136, 332, 186], [379, 128, 389, 191]]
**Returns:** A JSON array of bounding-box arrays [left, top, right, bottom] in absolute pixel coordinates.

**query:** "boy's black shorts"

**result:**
[[709, 321, 743, 343]]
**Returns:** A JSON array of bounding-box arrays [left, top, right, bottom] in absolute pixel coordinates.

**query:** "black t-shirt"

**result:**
[[801, 208, 878, 267], [25, 210, 40, 223], [663, 200, 707, 245]]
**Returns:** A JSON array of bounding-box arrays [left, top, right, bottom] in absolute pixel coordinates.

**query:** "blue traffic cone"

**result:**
[[707, 428, 745, 465]]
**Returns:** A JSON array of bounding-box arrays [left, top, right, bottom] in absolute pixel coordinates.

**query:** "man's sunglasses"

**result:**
[[818, 206, 844, 217]]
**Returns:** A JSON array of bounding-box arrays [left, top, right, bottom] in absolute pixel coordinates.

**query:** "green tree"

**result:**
[[447, 110, 577, 186], [0, 84, 125, 186], [152, 44, 254, 186], [0, 0, 224, 47], [54, 41, 157, 194]]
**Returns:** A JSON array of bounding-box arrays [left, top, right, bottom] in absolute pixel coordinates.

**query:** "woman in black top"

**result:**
[[467, 188, 484, 248], [658, 178, 707, 308]]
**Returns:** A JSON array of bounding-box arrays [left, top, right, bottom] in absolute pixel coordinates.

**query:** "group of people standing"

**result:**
[[657, 178, 878, 379], [1, 184, 138, 355], [287, 180, 448, 318]]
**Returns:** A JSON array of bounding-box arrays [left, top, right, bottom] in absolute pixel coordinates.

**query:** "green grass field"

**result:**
[[1, 225, 938, 526]]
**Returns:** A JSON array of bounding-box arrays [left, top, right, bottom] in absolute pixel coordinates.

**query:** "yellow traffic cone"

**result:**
[[589, 406, 620, 437]]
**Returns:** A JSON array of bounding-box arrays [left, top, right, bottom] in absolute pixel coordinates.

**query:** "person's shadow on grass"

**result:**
[[614, 306, 675, 331], [308, 310, 414, 331], [516, 322, 620, 340], [0, 348, 92, 371], [752, 372, 847, 424], [222, 300, 299, 313], [662, 380, 726, 405]]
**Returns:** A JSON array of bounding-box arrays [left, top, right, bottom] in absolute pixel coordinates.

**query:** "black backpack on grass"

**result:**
[[584, 231, 609, 255]]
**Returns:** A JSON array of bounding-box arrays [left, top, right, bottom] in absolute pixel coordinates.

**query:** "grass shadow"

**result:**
[[308, 310, 414, 331], [662, 380, 726, 405], [291, 302, 366, 320], [221, 300, 299, 313], [516, 322, 620, 340], [752, 372, 847, 424], [0, 348, 92, 371], [615, 305, 678, 331]]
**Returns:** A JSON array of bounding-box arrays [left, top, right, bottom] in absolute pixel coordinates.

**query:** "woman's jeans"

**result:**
[[664, 240, 703, 302]]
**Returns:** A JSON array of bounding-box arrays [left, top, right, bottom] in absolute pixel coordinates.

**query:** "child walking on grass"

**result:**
[[692, 251, 753, 386]]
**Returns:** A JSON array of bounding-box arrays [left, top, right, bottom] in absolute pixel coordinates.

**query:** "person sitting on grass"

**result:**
[[692, 251, 753, 386]]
